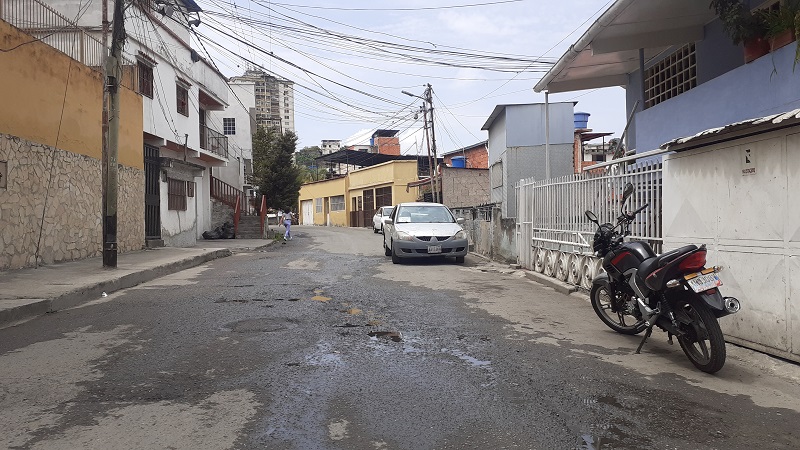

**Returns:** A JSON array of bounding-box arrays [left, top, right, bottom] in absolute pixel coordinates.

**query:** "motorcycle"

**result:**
[[585, 182, 741, 373]]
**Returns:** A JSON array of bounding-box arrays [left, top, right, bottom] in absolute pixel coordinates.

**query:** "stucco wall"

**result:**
[[0, 134, 144, 270], [299, 176, 349, 226]]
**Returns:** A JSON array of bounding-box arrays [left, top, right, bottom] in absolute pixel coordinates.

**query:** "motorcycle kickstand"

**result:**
[[635, 312, 661, 354]]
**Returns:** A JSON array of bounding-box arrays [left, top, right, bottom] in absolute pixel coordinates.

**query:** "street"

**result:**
[[1, 225, 799, 450]]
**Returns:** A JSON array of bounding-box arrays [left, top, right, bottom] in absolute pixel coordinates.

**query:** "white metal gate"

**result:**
[[516, 160, 663, 288]]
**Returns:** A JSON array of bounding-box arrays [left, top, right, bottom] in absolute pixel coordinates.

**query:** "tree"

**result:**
[[251, 127, 303, 211], [295, 146, 323, 170]]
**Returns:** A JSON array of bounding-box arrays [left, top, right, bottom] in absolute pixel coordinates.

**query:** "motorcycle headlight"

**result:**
[[396, 231, 415, 241], [453, 230, 467, 240]]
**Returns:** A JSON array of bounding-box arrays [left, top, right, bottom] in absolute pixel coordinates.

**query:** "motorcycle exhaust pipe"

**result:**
[[724, 297, 741, 314]]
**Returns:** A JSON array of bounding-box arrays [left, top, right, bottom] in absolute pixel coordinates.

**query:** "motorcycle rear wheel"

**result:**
[[676, 300, 726, 374], [590, 285, 646, 335]]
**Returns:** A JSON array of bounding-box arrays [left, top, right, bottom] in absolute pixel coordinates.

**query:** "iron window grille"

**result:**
[[176, 84, 189, 116], [645, 43, 697, 109], [167, 178, 187, 211], [137, 61, 154, 98]]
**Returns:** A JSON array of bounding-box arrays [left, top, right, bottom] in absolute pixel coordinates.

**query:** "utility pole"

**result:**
[[425, 84, 439, 203], [103, 0, 125, 267], [101, 0, 109, 265], [420, 105, 435, 202]]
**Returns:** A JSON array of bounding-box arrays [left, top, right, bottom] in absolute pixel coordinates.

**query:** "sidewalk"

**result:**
[[0, 239, 275, 329]]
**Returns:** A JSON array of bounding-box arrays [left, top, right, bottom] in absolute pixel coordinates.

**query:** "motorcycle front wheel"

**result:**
[[590, 285, 646, 335], [676, 300, 726, 374]]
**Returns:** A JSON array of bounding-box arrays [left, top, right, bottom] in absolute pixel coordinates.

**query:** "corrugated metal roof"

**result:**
[[660, 108, 800, 150]]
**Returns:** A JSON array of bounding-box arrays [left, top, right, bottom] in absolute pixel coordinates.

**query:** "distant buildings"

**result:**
[[228, 69, 295, 134]]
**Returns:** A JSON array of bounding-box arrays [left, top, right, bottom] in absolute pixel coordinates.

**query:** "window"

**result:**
[[285, 109, 289, 113], [223, 118, 236, 135], [330, 195, 345, 211], [176, 84, 188, 116], [285, 115, 289, 119], [315, 198, 322, 213], [167, 178, 187, 210], [645, 43, 696, 108], [375, 186, 392, 207], [137, 61, 153, 98]]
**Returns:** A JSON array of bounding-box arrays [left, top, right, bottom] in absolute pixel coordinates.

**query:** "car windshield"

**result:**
[[395, 205, 454, 223]]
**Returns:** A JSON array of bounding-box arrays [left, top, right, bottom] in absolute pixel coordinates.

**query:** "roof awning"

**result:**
[[661, 109, 800, 151], [314, 149, 423, 168], [534, 0, 716, 93]]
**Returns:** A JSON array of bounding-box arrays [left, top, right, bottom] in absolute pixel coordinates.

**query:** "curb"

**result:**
[[523, 270, 579, 295], [0, 248, 232, 329]]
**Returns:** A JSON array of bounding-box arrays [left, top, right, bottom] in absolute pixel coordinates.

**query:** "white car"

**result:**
[[383, 202, 468, 264], [372, 206, 394, 233]]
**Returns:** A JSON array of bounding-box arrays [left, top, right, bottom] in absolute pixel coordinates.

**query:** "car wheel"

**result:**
[[373, 226, 379, 234], [391, 243, 401, 264], [380, 225, 384, 234], [455, 255, 465, 264], [384, 239, 391, 256]]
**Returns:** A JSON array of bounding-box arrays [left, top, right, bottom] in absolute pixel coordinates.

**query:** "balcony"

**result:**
[[200, 125, 228, 159]]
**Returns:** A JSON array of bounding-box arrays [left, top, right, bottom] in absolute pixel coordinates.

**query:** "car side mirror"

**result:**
[[384, 218, 393, 225], [456, 218, 465, 225]]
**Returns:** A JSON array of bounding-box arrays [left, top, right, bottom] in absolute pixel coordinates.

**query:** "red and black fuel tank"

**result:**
[[603, 242, 656, 278]]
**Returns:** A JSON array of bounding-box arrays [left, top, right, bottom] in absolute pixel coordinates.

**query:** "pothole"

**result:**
[[368, 331, 402, 342]]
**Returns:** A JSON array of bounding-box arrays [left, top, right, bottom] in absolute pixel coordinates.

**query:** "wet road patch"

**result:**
[[368, 331, 402, 342]]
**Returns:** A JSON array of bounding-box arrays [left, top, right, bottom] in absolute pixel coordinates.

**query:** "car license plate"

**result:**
[[685, 272, 722, 293], [427, 245, 442, 254]]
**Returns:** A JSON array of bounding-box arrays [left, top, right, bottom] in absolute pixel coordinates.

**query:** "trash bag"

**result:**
[[221, 222, 235, 239]]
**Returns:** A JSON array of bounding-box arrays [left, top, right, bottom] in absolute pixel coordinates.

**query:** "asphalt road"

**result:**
[[1, 225, 799, 450]]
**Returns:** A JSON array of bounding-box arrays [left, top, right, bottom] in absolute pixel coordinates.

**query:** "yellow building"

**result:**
[[298, 160, 420, 227], [0, 19, 143, 270]]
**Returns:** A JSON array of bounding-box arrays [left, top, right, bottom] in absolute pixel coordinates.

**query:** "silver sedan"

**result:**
[[382, 202, 468, 264]]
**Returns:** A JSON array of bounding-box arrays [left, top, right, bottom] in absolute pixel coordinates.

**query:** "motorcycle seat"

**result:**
[[643, 244, 699, 290], [638, 245, 698, 280]]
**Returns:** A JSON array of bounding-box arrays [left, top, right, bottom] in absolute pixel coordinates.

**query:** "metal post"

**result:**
[[101, 0, 109, 266], [545, 91, 551, 180]]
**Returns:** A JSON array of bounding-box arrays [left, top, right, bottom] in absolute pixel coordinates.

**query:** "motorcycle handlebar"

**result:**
[[631, 203, 649, 216]]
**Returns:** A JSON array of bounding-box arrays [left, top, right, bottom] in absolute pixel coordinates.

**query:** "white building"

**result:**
[[227, 70, 295, 134], [46, 0, 230, 247], [321, 140, 341, 155]]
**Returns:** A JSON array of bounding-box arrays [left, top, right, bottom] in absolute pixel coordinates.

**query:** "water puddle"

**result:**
[[442, 348, 491, 367], [368, 331, 403, 342]]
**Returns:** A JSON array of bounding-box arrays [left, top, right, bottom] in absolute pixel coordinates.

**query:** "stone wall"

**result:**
[[0, 133, 144, 270], [211, 198, 234, 230]]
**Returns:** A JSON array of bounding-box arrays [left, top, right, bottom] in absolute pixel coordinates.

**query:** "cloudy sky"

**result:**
[[194, 0, 624, 154]]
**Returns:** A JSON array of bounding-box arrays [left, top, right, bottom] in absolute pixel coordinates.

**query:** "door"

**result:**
[[144, 144, 161, 240], [301, 200, 313, 225]]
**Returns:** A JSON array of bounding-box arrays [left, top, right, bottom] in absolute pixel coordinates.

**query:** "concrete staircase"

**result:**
[[237, 216, 264, 239]]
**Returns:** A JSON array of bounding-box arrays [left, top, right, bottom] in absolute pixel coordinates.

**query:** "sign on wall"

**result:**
[[0, 161, 7, 189], [741, 147, 756, 176]]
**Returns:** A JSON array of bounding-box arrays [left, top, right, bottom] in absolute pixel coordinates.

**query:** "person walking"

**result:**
[[282, 209, 295, 241]]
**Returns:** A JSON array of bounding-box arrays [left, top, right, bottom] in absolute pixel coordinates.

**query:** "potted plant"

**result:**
[[710, 0, 770, 62], [760, 0, 800, 51]]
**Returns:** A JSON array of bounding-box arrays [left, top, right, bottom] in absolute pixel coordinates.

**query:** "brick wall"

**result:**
[[443, 143, 489, 168], [375, 137, 400, 155]]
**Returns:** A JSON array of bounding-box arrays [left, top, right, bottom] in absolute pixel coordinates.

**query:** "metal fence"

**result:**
[[516, 159, 663, 289], [0, 0, 136, 89]]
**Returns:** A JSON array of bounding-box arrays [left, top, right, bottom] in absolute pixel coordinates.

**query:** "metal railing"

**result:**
[[516, 159, 663, 288], [210, 176, 241, 209], [200, 125, 229, 159], [0, 0, 136, 89]]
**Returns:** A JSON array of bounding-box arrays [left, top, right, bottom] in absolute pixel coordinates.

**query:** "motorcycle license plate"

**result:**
[[427, 245, 442, 254], [685, 272, 722, 293]]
